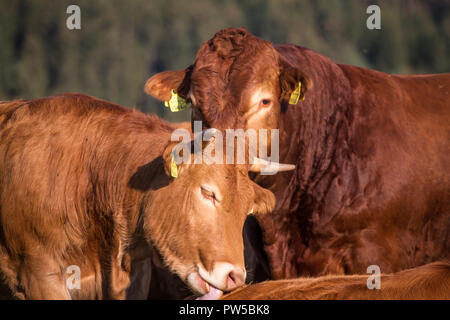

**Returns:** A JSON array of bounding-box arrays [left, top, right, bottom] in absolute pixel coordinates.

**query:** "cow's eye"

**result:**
[[259, 99, 271, 107], [200, 186, 217, 204]]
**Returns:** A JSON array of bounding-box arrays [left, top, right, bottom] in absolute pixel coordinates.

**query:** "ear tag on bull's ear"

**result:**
[[249, 208, 254, 215], [165, 89, 187, 112], [170, 155, 178, 178], [289, 81, 304, 105]]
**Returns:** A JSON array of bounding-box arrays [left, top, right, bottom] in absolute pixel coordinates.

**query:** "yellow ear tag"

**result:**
[[170, 155, 178, 178], [249, 208, 254, 214], [289, 81, 304, 105], [165, 89, 187, 112]]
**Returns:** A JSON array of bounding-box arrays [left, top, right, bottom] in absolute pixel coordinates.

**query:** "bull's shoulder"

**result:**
[[275, 43, 336, 69]]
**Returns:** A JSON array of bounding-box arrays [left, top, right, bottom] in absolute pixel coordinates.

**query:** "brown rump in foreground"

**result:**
[[222, 261, 450, 300]]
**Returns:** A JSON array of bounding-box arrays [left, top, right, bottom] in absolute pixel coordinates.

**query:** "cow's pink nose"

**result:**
[[226, 267, 246, 291], [199, 262, 247, 292]]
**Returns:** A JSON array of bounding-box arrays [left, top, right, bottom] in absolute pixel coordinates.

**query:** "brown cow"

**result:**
[[0, 93, 278, 299], [222, 261, 450, 300], [146, 28, 450, 280]]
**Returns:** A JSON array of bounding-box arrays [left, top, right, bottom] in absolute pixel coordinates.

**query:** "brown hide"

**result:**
[[222, 261, 450, 300], [0, 93, 275, 299]]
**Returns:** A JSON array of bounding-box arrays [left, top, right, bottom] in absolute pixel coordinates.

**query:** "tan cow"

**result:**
[[0, 93, 285, 299], [222, 261, 450, 300]]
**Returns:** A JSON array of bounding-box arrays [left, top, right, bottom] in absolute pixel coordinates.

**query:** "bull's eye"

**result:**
[[200, 186, 217, 204], [259, 99, 271, 107]]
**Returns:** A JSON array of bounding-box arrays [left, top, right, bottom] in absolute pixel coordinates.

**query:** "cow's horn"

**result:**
[[248, 157, 296, 173]]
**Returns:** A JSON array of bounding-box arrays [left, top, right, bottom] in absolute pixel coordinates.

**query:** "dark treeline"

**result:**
[[0, 0, 449, 121]]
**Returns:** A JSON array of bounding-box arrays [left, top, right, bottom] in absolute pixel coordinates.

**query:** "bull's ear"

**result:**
[[251, 182, 275, 215], [145, 67, 192, 102], [279, 56, 312, 103]]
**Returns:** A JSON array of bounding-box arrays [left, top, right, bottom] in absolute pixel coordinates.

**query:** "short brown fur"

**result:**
[[0, 93, 275, 299], [223, 261, 450, 300]]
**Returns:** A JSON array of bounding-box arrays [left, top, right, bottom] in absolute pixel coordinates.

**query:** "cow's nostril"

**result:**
[[226, 268, 245, 290], [201, 263, 247, 292], [227, 272, 236, 289], [228, 272, 236, 286]]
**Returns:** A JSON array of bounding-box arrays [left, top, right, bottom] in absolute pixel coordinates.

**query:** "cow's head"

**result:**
[[143, 137, 278, 299], [145, 28, 311, 133]]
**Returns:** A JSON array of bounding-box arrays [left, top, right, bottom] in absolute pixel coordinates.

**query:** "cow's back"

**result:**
[[0, 94, 130, 254]]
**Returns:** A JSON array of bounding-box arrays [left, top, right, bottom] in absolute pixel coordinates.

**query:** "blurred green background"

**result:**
[[0, 0, 449, 122]]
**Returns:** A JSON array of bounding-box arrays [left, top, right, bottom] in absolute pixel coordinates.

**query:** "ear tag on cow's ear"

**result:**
[[289, 81, 304, 105], [249, 208, 254, 215], [164, 89, 187, 112], [170, 155, 178, 178]]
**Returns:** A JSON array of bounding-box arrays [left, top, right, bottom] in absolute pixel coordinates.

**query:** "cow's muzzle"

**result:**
[[188, 262, 246, 300]]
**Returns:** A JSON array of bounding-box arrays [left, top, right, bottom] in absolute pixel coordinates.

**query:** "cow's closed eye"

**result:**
[[200, 185, 219, 204]]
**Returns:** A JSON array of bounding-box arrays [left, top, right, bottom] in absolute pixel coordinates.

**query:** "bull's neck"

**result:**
[[280, 46, 354, 215]]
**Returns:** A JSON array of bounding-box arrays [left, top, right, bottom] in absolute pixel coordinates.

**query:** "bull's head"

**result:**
[[145, 28, 312, 138]]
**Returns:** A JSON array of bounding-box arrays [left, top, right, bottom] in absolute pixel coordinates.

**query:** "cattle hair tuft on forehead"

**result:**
[[208, 28, 250, 59]]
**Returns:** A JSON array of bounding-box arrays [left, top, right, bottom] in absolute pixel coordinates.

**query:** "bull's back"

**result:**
[[340, 65, 450, 127], [394, 72, 450, 112]]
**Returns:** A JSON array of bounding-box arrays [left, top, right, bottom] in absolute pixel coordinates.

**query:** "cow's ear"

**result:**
[[279, 57, 312, 103], [162, 141, 185, 179], [251, 182, 275, 215], [145, 67, 192, 101]]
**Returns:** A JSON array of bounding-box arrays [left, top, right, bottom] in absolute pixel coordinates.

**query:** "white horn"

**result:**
[[249, 157, 296, 174]]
